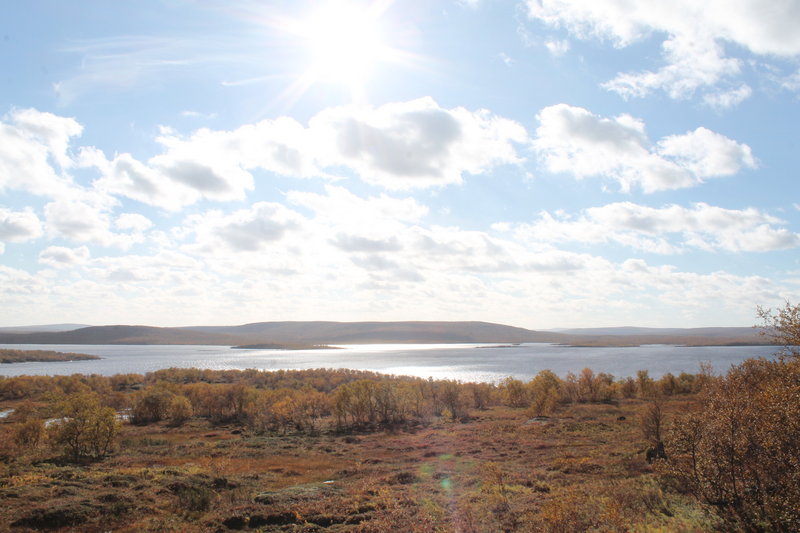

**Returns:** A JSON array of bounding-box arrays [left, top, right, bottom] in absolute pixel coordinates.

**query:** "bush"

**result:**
[[13, 418, 46, 448], [167, 394, 193, 426], [50, 392, 120, 460], [131, 389, 173, 424], [527, 370, 560, 416], [664, 357, 800, 531], [499, 377, 528, 408]]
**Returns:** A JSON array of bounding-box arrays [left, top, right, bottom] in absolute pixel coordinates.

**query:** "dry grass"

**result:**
[[0, 397, 718, 532]]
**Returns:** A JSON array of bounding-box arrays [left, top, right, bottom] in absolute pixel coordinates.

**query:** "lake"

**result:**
[[0, 343, 778, 383]]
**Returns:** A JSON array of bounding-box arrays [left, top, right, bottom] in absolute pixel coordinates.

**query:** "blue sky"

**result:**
[[1, 0, 799, 328]]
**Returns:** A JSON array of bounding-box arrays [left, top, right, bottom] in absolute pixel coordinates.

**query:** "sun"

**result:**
[[299, 2, 390, 88]]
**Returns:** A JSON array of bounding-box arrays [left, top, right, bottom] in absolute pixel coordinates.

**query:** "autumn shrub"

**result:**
[[333, 379, 379, 426], [437, 380, 465, 420], [49, 391, 120, 461], [636, 370, 655, 398], [757, 301, 800, 357], [397, 381, 428, 419], [131, 389, 173, 424], [618, 376, 637, 398], [527, 370, 560, 417], [467, 382, 495, 410], [663, 356, 800, 531], [13, 418, 46, 449], [167, 394, 193, 426], [499, 377, 529, 408]]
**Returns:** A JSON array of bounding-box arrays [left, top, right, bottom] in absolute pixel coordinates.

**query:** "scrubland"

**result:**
[[0, 361, 779, 533], [2, 299, 799, 532]]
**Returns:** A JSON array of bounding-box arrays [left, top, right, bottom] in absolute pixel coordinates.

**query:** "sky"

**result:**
[[1, 0, 799, 329]]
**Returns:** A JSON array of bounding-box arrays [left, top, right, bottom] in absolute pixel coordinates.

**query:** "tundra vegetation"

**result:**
[[0, 305, 797, 532], [0, 349, 100, 363]]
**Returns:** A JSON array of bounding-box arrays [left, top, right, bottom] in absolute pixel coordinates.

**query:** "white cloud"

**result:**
[[506, 202, 800, 253], [181, 110, 218, 119], [0, 265, 50, 299], [0, 108, 81, 196], [38, 245, 91, 267], [183, 202, 305, 254], [92, 117, 316, 210], [526, 0, 800, 104], [43, 198, 147, 249], [149, 118, 315, 196], [115, 213, 153, 233], [0, 207, 43, 244], [8, 108, 83, 168], [532, 104, 755, 192], [45, 199, 112, 244], [1, 189, 791, 328], [90, 98, 528, 209], [287, 185, 428, 233], [656, 127, 756, 178], [602, 36, 742, 102], [332, 234, 403, 253], [310, 97, 527, 188], [781, 69, 800, 91], [703, 84, 753, 110], [93, 153, 201, 211], [545, 39, 570, 56]]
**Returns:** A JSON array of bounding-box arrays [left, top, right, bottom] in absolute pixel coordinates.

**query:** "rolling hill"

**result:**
[[0, 321, 769, 347]]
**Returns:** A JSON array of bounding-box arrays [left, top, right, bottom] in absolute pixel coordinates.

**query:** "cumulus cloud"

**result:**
[[0, 207, 43, 245], [309, 97, 527, 188], [91, 98, 525, 209], [92, 152, 201, 211], [532, 104, 755, 192], [38, 245, 91, 267], [506, 202, 800, 253], [656, 127, 756, 178], [526, 0, 800, 104], [287, 185, 429, 263], [115, 213, 153, 233], [183, 202, 305, 254], [0, 108, 81, 196], [92, 117, 316, 209], [44, 199, 113, 244], [43, 198, 148, 249], [1, 190, 790, 327]]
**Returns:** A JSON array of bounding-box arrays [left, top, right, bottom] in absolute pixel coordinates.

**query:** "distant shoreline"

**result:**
[[0, 349, 101, 364], [231, 344, 341, 350], [555, 341, 768, 348]]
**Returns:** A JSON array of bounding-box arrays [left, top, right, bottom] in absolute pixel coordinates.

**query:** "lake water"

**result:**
[[0, 343, 778, 383]]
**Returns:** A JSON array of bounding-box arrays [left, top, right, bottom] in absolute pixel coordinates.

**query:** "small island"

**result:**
[[231, 343, 340, 350], [0, 349, 100, 364]]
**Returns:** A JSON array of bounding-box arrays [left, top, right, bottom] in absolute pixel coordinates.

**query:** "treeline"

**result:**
[[0, 365, 704, 459]]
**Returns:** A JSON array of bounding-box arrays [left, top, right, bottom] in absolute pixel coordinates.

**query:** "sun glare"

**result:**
[[301, 3, 388, 87]]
